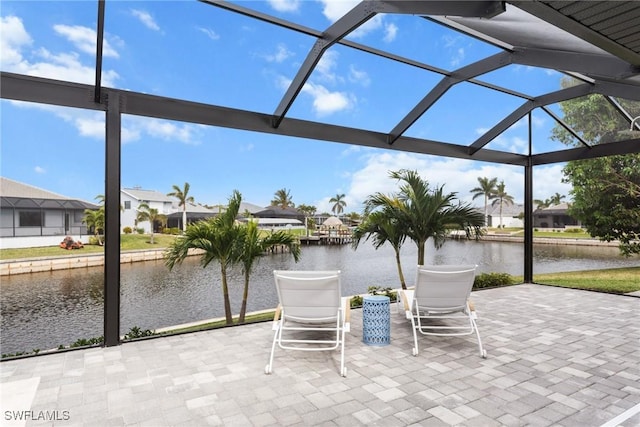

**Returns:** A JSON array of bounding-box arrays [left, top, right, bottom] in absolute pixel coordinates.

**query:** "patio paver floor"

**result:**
[[1, 284, 639, 426]]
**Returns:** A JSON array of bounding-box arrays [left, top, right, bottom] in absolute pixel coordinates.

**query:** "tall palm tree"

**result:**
[[167, 182, 194, 232], [352, 197, 408, 289], [136, 203, 166, 244], [329, 193, 346, 217], [489, 180, 515, 228], [470, 177, 497, 226], [237, 220, 300, 323], [390, 169, 484, 266], [271, 188, 294, 208], [165, 190, 243, 325]]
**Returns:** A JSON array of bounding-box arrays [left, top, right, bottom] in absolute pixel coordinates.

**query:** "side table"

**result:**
[[362, 295, 390, 346]]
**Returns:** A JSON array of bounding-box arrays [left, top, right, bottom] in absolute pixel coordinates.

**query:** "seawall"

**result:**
[[0, 237, 618, 277], [0, 249, 168, 276]]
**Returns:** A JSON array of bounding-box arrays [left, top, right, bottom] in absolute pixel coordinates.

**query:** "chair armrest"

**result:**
[[342, 297, 351, 324], [272, 304, 282, 330], [401, 290, 414, 312]]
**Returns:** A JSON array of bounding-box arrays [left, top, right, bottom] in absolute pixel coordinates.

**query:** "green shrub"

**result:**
[[123, 326, 155, 340], [564, 227, 583, 233], [136, 228, 145, 234], [123, 226, 133, 234], [473, 272, 514, 289], [350, 295, 363, 308], [162, 227, 181, 235]]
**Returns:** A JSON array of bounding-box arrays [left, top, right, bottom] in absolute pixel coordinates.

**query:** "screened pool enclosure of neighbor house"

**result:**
[[1, 0, 639, 348]]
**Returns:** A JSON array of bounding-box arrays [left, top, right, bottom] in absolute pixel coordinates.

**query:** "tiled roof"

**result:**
[[1, 176, 69, 199], [122, 188, 175, 203]]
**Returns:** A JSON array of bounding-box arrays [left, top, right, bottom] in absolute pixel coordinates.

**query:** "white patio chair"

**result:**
[[401, 265, 486, 358], [266, 270, 350, 377]]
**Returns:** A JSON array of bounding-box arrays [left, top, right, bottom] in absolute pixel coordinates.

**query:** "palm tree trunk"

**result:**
[[182, 208, 187, 233], [394, 248, 406, 289], [417, 240, 426, 266], [220, 264, 234, 325], [484, 195, 488, 227], [239, 274, 249, 323]]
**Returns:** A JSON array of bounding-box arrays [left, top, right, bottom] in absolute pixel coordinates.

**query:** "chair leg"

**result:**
[[471, 317, 487, 358], [407, 313, 419, 356], [340, 327, 347, 377], [265, 325, 280, 374]]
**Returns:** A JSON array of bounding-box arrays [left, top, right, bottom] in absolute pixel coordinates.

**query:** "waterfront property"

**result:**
[[0, 177, 97, 249], [1, 284, 638, 426]]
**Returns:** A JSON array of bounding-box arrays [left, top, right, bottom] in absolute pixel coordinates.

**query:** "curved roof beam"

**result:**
[[468, 83, 594, 155], [387, 51, 513, 145], [271, 0, 505, 128], [271, 2, 378, 129]]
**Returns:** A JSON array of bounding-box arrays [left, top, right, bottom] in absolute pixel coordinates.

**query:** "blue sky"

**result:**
[[1, 1, 573, 213]]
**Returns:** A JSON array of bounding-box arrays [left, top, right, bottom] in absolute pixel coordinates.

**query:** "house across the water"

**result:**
[[0, 177, 98, 249]]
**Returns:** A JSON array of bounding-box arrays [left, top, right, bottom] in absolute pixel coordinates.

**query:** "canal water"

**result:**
[[1, 240, 638, 355]]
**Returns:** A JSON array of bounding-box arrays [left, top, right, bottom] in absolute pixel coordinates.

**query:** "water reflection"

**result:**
[[1, 240, 638, 354]]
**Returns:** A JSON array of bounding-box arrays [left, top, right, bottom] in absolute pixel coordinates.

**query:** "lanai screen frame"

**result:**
[[2, 0, 640, 347]]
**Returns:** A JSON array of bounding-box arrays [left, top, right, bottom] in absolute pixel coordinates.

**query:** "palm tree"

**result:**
[[549, 192, 566, 206], [470, 177, 497, 227], [534, 198, 551, 209], [165, 190, 243, 325], [82, 208, 105, 245], [353, 197, 408, 289], [167, 182, 194, 232], [329, 193, 346, 217], [136, 203, 166, 244], [165, 191, 301, 325], [489, 180, 515, 228], [271, 188, 294, 208], [237, 220, 300, 323], [389, 169, 484, 266]]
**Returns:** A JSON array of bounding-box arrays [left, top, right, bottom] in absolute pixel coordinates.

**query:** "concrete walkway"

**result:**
[[1, 284, 638, 426]]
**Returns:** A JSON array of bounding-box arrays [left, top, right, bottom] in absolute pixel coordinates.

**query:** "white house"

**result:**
[[486, 203, 526, 228], [0, 177, 98, 249], [121, 187, 175, 233]]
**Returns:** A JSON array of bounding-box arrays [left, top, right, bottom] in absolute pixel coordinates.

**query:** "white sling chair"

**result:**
[[401, 265, 486, 358], [266, 270, 350, 377]]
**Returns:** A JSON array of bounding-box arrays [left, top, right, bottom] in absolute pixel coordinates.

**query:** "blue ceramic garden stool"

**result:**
[[362, 295, 391, 346]]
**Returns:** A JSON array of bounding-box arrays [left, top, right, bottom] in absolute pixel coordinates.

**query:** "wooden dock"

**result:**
[[299, 232, 353, 245]]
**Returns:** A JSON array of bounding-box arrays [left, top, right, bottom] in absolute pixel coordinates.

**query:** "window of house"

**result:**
[[19, 211, 43, 227], [124, 201, 131, 210]]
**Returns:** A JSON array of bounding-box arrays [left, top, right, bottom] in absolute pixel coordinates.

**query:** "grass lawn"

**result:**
[[515, 266, 640, 294], [0, 234, 179, 260]]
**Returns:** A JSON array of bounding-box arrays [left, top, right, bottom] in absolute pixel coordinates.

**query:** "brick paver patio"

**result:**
[[1, 284, 639, 426]]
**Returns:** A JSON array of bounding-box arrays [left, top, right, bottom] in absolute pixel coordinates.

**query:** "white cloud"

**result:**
[[53, 24, 119, 58], [318, 150, 571, 213], [451, 47, 465, 68], [314, 50, 341, 84], [384, 22, 398, 43], [301, 82, 353, 116], [533, 164, 572, 202], [24, 48, 120, 86], [318, 0, 384, 39], [348, 65, 370, 86], [131, 9, 160, 31], [198, 27, 220, 41], [264, 43, 293, 63], [268, 0, 300, 12], [0, 16, 119, 86], [0, 16, 32, 66], [34, 166, 46, 174]]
